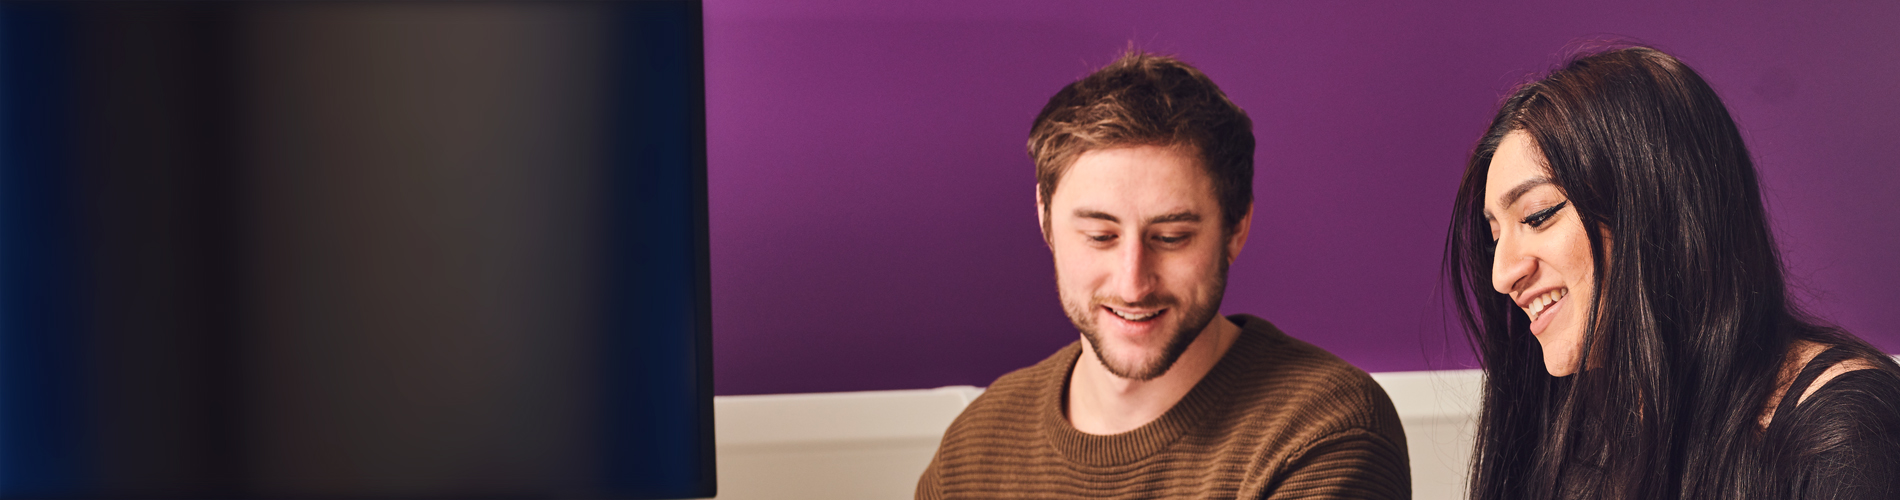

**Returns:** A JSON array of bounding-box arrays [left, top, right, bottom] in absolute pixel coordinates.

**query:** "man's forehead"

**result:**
[[1051, 146, 1217, 211]]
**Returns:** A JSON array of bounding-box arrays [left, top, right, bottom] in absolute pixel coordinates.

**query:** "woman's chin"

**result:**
[[1540, 346, 1580, 377]]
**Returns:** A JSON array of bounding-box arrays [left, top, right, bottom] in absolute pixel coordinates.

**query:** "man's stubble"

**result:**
[[1059, 255, 1229, 381]]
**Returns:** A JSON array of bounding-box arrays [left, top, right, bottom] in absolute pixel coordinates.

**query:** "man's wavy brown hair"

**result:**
[[1028, 51, 1254, 236]]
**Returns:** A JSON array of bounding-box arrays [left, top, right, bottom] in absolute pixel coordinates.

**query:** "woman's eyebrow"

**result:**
[[1498, 177, 1553, 209]]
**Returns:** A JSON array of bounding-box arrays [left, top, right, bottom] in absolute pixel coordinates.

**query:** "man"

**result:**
[[915, 52, 1409, 499]]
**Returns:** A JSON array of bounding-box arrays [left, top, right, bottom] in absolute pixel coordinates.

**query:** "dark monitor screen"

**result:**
[[0, 1, 713, 498]]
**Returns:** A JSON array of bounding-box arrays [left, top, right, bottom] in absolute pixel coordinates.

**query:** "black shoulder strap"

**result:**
[[1771, 346, 1856, 426]]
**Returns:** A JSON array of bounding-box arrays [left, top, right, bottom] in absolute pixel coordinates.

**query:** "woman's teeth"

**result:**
[[1526, 288, 1567, 322], [1111, 308, 1159, 321]]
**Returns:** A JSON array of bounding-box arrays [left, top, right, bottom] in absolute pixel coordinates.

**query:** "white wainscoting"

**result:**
[[709, 370, 1481, 500]]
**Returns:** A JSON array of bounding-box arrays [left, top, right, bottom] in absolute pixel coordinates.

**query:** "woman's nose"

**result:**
[[1492, 236, 1534, 295]]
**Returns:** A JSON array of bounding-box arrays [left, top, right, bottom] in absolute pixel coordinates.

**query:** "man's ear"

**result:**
[[1036, 183, 1051, 249], [1226, 203, 1253, 265]]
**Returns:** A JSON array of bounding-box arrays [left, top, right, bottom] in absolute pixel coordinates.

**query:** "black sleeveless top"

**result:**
[[1758, 347, 1900, 498], [1554, 347, 1900, 498]]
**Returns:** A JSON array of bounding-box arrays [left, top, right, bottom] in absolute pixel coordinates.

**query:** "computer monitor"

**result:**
[[0, 1, 714, 498]]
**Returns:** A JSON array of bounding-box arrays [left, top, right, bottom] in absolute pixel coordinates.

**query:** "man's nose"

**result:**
[[1492, 234, 1533, 296], [1113, 237, 1157, 303]]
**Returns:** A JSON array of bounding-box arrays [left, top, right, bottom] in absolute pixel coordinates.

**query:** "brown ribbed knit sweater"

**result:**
[[916, 314, 1409, 499]]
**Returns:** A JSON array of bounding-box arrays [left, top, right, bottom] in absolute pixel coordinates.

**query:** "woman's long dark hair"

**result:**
[[1445, 46, 1897, 499]]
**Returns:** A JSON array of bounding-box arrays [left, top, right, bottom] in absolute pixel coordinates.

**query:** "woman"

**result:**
[[1445, 46, 1900, 499]]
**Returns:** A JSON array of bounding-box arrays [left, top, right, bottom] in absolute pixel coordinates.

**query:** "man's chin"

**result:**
[[1087, 336, 1183, 381], [1100, 356, 1170, 381], [1067, 295, 1225, 382]]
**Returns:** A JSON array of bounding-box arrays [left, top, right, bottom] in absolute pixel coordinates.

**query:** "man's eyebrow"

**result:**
[[1072, 209, 1118, 223], [1147, 211, 1200, 224], [1070, 210, 1202, 225]]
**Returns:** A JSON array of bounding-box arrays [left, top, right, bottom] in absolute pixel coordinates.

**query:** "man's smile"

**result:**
[[1105, 305, 1164, 322]]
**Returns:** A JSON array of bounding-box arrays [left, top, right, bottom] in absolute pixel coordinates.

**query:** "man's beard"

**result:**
[[1061, 259, 1228, 381]]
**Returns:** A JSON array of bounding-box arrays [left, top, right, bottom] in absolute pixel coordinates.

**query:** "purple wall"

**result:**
[[704, 0, 1900, 395]]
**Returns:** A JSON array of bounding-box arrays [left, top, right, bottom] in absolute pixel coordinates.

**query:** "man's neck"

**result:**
[[1066, 315, 1243, 435]]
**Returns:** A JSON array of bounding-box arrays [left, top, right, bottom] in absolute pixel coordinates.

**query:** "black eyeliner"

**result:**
[[1521, 201, 1568, 227]]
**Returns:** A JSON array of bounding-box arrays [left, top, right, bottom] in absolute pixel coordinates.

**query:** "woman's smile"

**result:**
[[1523, 287, 1567, 335]]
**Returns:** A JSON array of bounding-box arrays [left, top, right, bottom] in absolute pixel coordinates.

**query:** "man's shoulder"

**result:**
[[1221, 314, 1402, 430], [1206, 315, 1410, 497], [985, 341, 1080, 395], [941, 341, 1078, 432]]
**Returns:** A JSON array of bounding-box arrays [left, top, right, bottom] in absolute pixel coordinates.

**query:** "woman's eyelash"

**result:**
[[1520, 201, 1568, 228]]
